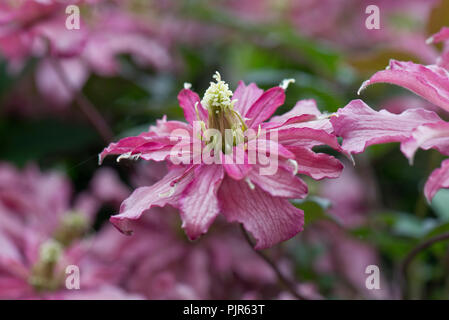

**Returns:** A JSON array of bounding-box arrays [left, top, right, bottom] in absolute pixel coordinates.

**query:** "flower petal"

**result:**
[[99, 135, 154, 164], [179, 165, 224, 240], [276, 127, 342, 151], [270, 99, 321, 123], [287, 146, 343, 180], [331, 99, 441, 154], [401, 121, 449, 161], [424, 159, 449, 202], [232, 81, 264, 117], [359, 60, 449, 112], [245, 87, 285, 128], [222, 145, 252, 180], [427, 27, 449, 44], [247, 166, 308, 199], [219, 177, 304, 249], [110, 166, 195, 234], [261, 99, 324, 130], [177, 89, 207, 124]]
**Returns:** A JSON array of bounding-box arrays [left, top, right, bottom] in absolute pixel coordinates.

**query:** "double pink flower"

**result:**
[[101, 73, 343, 249]]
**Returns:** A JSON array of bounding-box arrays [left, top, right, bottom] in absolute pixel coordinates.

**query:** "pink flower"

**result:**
[[331, 27, 449, 202], [100, 73, 343, 249], [0, 1, 172, 106], [0, 163, 141, 299]]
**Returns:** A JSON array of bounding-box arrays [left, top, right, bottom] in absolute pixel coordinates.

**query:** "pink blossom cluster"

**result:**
[[0, 0, 173, 106], [0, 162, 300, 299]]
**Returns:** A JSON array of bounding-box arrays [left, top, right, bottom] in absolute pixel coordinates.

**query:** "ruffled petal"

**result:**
[[331, 99, 441, 154], [99, 119, 192, 164], [179, 165, 224, 240], [287, 146, 343, 180], [276, 127, 342, 151], [245, 87, 285, 128], [401, 121, 449, 162], [424, 159, 449, 202], [232, 81, 264, 117], [99, 136, 150, 164], [177, 89, 207, 124], [219, 177, 304, 249], [247, 166, 308, 199], [262, 99, 324, 129], [270, 99, 321, 124], [110, 166, 195, 234], [359, 60, 449, 113], [427, 27, 449, 44]]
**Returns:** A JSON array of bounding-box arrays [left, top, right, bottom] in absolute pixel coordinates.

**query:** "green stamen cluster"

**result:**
[[202, 72, 247, 152]]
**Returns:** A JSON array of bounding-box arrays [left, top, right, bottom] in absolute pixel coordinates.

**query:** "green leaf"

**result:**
[[431, 189, 449, 222], [292, 196, 342, 226]]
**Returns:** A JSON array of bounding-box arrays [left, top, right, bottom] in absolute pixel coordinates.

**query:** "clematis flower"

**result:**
[[331, 26, 449, 202], [100, 72, 343, 249], [0, 0, 172, 106], [0, 163, 141, 299]]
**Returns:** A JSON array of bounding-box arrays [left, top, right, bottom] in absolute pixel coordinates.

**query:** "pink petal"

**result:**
[[427, 27, 449, 44], [276, 127, 342, 151], [359, 60, 449, 113], [270, 99, 321, 124], [401, 121, 449, 161], [247, 137, 295, 162], [222, 145, 252, 180], [177, 89, 207, 124], [247, 167, 308, 199], [245, 87, 285, 128], [331, 99, 441, 154], [219, 177, 304, 249], [99, 136, 151, 164], [179, 165, 224, 240], [33, 17, 88, 57], [35, 58, 88, 106], [99, 119, 192, 164], [110, 166, 195, 234], [424, 159, 449, 202], [232, 81, 264, 117], [287, 146, 343, 180]]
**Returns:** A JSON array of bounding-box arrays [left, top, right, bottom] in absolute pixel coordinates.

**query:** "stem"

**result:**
[[50, 59, 114, 143], [399, 231, 449, 298], [239, 225, 307, 300]]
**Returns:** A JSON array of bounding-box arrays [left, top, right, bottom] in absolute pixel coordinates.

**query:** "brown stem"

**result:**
[[399, 231, 449, 298], [50, 59, 114, 143], [239, 224, 307, 300]]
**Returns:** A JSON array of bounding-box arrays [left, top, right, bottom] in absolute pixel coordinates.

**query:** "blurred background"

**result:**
[[1, 0, 449, 300]]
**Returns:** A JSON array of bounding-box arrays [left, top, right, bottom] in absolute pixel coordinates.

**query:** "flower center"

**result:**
[[28, 211, 88, 292], [202, 72, 247, 153], [29, 240, 63, 292], [53, 211, 88, 247]]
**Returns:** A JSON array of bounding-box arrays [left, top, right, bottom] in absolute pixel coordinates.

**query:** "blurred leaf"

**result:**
[[424, 221, 449, 239], [0, 119, 98, 166], [431, 189, 449, 221], [292, 196, 342, 226], [373, 212, 438, 238]]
